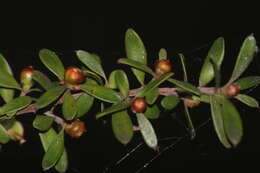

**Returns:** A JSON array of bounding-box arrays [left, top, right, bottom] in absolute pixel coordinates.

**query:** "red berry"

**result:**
[[222, 83, 240, 97], [131, 98, 147, 113], [64, 66, 85, 85], [65, 120, 86, 138], [20, 66, 34, 91], [154, 59, 172, 76], [184, 98, 200, 108]]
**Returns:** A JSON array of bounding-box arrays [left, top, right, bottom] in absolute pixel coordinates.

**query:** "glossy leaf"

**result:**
[[112, 110, 133, 145], [145, 104, 160, 119], [222, 97, 243, 147], [209, 96, 231, 148], [145, 87, 159, 105], [161, 95, 180, 110], [0, 96, 32, 116], [32, 70, 53, 90], [136, 113, 158, 150], [80, 84, 122, 103], [118, 58, 154, 76], [76, 50, 107, 81], [95, 100, 131, 119], [62, 92, 77, 120], [39, 49, 65, 80], [125, 28, 147, 85], [39, 128, 68, 173], [137, 72, 174, 98], [199, 37, 225, 86], [76, 93, 94, 118], [183, 103, 196, 139], [236, 76, 260, 90], [115, 70, 129, 97], [0, 71, 21, 90], [42, 129, 65, 171], [159, 48, 167, 60], [108, 70, 117, 89], [168, 78, 201, 95], [235, 94, 259, 108], [33, 115, 54, 131], [0, 124, 10, 144], [36, 85, 66, 109], [228, 35, 257, 83]]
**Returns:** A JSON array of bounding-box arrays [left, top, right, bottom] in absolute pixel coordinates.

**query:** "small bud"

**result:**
[[65, 120, 86, 138], [20, 66, 34, 91], [184, 98, 200, 108], [64, 66, 85, 85], [154, 59, 172, 76], [222, 83, 241, 97], [131, 98, 147, 113]]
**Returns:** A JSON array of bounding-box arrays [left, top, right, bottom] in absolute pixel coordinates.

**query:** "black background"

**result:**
[[1, 3, 260, 173]]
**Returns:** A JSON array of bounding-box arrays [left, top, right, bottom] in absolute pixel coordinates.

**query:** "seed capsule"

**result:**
[[154, 59, 172, 76], [131, 98, 147, 113], [65, 120, 86, 138], [64, 66, 85, 85], [222, 83, 241, 97], [184, 98, 200, 108], [20, 66, 34, 91]]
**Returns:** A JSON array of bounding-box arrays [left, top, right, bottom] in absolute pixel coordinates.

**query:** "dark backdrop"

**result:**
[[1, 3, 260, 173]]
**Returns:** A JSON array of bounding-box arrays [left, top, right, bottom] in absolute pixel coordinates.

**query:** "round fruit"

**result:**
[[131, 98, 147, 113], [154, 59, 172, 76], [222, 83, 240, 97], [64, 66, 85, 85], [65, 120, 86, 138], [184, 98, 200, 108], [20, 66, 34, 91]]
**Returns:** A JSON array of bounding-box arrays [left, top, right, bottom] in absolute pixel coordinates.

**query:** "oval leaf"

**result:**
[[136, 113, 158, 150], [115, 70, 129, 97], [228, 35, 257, 83], [222, 97, 243, 147], [112, 110, 133, 145], [62, 92, 77, 121], [199, 37, 225, 86], [137, 72, 174, 98], [145, 105, 160, 119], [209, 96, 231, 148], [76, 50, 107, 81], [80, 84, 122, 103], [168, 78, 201, 95], [235, 76, 260, 90], [32, 70, 53, 90], [108, 70, 118, 89], [42, 129, 65, 171], [76, 93, 94, 118], [0, 71, 21, 90], [36, 85, 66, 109], [8, 120, 24, 141], [0, 96, 32, 116], [159, 48, 167, 60], [33, 115, 54, 131], [145, 87, 159, 105], [235, 94, 259, 108], [125, 28, 147, 85], [0, 124, 10, 144], [161, 95, 180, 110], [39, 49, 65, 80]]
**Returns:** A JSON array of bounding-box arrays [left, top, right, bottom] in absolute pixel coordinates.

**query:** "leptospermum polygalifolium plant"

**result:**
[[0, 28, 259, 172]]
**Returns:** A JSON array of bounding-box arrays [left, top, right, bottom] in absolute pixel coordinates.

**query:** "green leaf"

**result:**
[[80, 84, 122, 103], [0, 54, 13, 74], [159, 48, 167, 60], [82, 69, 104, 85], [183, 103, 196, 139], [222, 97, 243, 147], [76, 50, 107, 81], [137, 72, 174, 98], [39, 128, 68, 173], [235, 94, 259, 108], [168, 78, 201, 95], [179, 53, 188, 82], [161, 95, 180, 110], [0, 71, 21, 90], [210, 57, 221, 88], [0, 124, 10, 144], [108, 70, 118, 89], [235, 76, 260, 90], [32, 70, 53, 90], [112, 110, 133, 145], [0, 96, 32, 116], [136, 113, 158, 150], [62, 92, 77, 121], [199, 37, 225, 86], [39, 49, 65, 80], [145, 105, 160, 119], [33, 115, 54, 131], [125, 28, 147, 85], [145, 87, 159, 105], [95, 100, 131, 119], [228, 35, 257, 83], [209, 95, 231, 148], [115, 70, 129, 97], [42, 129, 65, 171], [76, 93, 94, 118], [36, 85, 66, 109], [117, 58, 154, 76]]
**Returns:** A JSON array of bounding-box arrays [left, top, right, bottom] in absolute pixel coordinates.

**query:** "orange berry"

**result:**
[[131, 98, 147, 113], [154, 59, 172, 76], [64, 66, 85, 85], [65, 120, 86, 138]]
